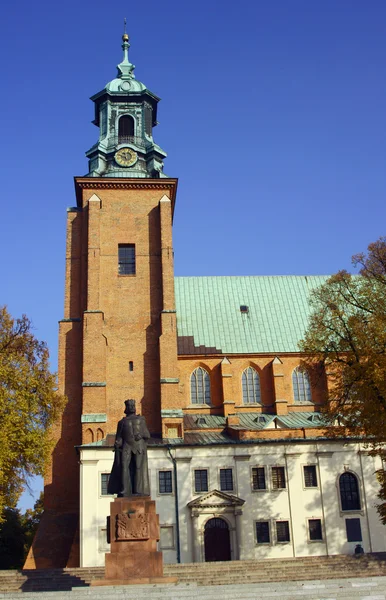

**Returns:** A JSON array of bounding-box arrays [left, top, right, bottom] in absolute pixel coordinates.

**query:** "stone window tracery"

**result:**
[[190, 367, 211, 405], [292, 367, 312, 403], [242, 367, 261, 404]]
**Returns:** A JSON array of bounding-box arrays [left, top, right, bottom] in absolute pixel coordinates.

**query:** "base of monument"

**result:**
[[91, 576, 178, 586]]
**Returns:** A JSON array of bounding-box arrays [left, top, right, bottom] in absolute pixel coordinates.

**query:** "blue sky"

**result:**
[[1, 1, 385, 509]]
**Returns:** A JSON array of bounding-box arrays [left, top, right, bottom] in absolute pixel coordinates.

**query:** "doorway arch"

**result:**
[[204, 517, 231, 562]]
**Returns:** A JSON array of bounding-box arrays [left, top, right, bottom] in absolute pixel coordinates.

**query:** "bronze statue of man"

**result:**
[[107, 399, 150, 497]]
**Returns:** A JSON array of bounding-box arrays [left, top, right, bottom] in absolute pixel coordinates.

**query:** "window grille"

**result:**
[[118, 115, 135, 141], [252, 467, 266, 490], [101, 473, 110, 495], [256, 521, 270, 544], [118, 244, 136, 275], [190, 367, 211, 405], [242, 367, 261, 404], [272, 466, 286, 489], [292, 368, 312, 402], [339, 472, 361, 511], [345, 518, 362, 542], [220, 468, 233, 491], [194, 469, 208, 493], [304, 465, 318, 487], [159, 471, 172, 494], [276, 521, 290, 542], [308, 519, 323, 541]]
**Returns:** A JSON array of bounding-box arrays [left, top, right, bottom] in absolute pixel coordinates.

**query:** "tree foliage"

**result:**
[[0, 307, 65, 518], [300, 238, 386, 519], [0, 493, 44, 569]]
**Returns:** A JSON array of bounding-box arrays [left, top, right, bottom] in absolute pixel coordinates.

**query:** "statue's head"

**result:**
[[124, 399, 136, 415]]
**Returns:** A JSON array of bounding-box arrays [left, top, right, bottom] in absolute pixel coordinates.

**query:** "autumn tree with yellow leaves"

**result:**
[[300, 238, 386, 520], [0, 307, 65, 519]]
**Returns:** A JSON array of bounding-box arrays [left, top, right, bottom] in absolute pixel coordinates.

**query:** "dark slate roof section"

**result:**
[[175, 275, 329, 354], [184, 412, 325, 431], [184, 414, 226, 429]]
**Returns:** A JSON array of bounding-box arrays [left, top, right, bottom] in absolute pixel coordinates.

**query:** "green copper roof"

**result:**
[[175, 276, 328, 355]]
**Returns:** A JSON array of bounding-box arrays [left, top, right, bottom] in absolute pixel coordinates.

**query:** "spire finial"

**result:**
[[117, 19, 135, 80], [122, 17, 129, 42]]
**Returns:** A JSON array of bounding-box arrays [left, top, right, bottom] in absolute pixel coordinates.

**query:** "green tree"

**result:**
[[21, 492, 44, 559], [0, 507, 25, 569], [0, 307, 65, 519], [300, 238, 386, 519]]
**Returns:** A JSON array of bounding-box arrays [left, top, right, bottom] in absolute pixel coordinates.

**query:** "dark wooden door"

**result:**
[[204, 518, 231, 562]]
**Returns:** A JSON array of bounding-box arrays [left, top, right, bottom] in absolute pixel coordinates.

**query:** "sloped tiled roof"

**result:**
[[175, 275, 328, 354]]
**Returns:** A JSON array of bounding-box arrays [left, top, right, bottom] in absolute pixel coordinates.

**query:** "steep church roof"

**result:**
[[175, 275, 328, 354]]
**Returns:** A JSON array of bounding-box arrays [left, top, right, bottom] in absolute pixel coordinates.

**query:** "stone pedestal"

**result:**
[[92, 496, 177, 586]]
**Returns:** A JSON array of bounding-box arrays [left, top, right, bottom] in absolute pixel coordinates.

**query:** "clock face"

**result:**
[[115, 147, 137, 167]]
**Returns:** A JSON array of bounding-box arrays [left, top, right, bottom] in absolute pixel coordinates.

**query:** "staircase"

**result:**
[[0, 554, 385, 594]]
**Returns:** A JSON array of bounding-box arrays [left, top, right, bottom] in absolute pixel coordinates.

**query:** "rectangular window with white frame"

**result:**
[[255, 520, 270, 544], [194, 469, 209, 493], [251, 467, 266, 491], [303, 465, 318, 488], [220, 468, 234, 491], [158, 470, 173, 494], [308, 518, 323, 541], [275, 520, 290, 543], [271, 466, 286, 490]]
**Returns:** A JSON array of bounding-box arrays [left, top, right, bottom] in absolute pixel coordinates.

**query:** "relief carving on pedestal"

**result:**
[[116, 512, 150, 541]]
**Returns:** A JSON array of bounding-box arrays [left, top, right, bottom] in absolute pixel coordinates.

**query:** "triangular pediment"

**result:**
[[187, 489, 245, 509], [265, 417, 286, 430]]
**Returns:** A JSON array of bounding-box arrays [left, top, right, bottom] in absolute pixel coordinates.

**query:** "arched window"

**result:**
[[118, 115, 134, 142], [190, 367, 211, 405], [339, 472, 361, 511], [242, 367, 261, 404], [85, 428, 94, 444], [96, 428, 104, 442], [292, 367, 312, 402]]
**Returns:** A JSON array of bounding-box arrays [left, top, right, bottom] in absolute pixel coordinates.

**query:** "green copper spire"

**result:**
[[85, 27, 168, 179], [117, 19, 135, 80]]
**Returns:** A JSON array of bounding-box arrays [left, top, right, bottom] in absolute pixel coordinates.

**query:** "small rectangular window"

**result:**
[[276, 520, 290, 543], [118, 244, 136, 275], [252, 467, 266, 490], [272, 466, 286, 489], [101, 473, 110, 496], [256, 521, 270, 544], [159, 470, 173, 494], [220, 468, 233, 491], [346, 518, 362, 542], [194, 469, 208, 493], [304, 465, 318, 488], [308, 519, 323, 541]]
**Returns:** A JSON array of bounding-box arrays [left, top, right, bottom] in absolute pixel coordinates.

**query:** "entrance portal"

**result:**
[[204, 517, 231, 562]]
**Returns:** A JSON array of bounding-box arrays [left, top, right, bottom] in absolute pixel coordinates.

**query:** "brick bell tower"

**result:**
[[25, 30, 179, 568]]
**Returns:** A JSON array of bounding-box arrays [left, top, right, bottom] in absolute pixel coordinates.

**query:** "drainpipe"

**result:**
[[359, 445, 373, 553], [167, 445, 181, 563], [316, 444, 329, 556]]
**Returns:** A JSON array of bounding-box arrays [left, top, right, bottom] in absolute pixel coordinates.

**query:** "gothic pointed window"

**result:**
[[242, 367, 261, 404], [292, 367, 312, 403], [190, 367, 211, 405], [339, 472, 361, 511], [118, 115, 135, 142]]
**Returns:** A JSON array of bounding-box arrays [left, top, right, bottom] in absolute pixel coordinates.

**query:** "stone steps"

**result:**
[[2, 577, 386, 600], [0, 554, 385, 593]]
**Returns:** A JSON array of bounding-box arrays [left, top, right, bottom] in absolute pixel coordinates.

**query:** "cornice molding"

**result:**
[[74, 177, 178, 213]]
